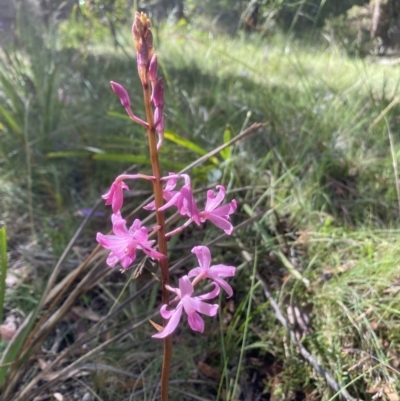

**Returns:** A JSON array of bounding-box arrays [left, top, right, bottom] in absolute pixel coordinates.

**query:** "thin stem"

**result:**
[[142, 71, 172, 401]]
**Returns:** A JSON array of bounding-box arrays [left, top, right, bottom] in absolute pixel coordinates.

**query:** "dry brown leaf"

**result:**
[[71, 306, 101, 322], [197, 361, 221, 380], [149, 319, 163, 332], [384, 384, 399, 401], [37, 358, 48, 371]]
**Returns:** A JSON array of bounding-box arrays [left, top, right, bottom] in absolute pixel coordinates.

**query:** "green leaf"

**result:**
[[47, 151, 92, 158], [164, 131, 219, 165], [220, 126, 232, 160], [93, 153, 150, 164], [164, 131, 207, 155]]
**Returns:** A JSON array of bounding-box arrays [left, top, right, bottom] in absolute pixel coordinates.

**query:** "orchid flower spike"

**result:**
[[152, 275, 219, 339], [96, 213, 165, 269], [189, 246, 236, 298]]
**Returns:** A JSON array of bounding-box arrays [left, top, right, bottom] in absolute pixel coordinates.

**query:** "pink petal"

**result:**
[[120, 252, 136, 269], [106, 253, 119, 268], [159, 191, 181, 211], [207, 214, 233, 234], [187, 267, 202, 278], [140, 244, 165, 259], [165, 284, 181, 299], [210, 264, 236, 277], [132, 227, 149, 243], [163, 175, 178, 191], [212, 277, 234, 298], [143, 200, 156, 210], [178, 186, 200, 224], [189, 298, 219, 316], [205, 186, 226, 211], [96, 233, 127, 251], [209, 204, 234, 217], [111, 211, 124, 224], [229, 199, 237, 213], [159, 303, 176, 319], [192, 246, 211, 271], [112, 218, 129, 237], [196, 283, 220, 301], [152, 305, 183, 339], [187, 311, 204, 333], [178, 276, 194, 298], [128, 219, 143, 235]]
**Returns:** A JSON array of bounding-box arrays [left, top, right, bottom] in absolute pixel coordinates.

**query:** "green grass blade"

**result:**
[[0, 307, 40, 388], [0, 227, 7, 325], [220, 126, 232, 160], [0, 104, 23, 138], [0, 229, 40, 390]]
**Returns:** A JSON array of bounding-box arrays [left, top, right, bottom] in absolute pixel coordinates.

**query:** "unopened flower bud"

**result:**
[[137, 44, 149, 69], [154, 107, 164, 133], [110, 81, 131, 108], [132, 12, 144, 52], [152, 79, 164, 108], [132, 12, 154, 62], [149, 54, 158, 83]]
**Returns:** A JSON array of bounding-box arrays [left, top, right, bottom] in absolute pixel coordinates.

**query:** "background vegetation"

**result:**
[[1, 0, 400, 400]]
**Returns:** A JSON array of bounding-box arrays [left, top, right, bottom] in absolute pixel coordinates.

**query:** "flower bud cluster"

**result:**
[[97, 12, 238, 338]]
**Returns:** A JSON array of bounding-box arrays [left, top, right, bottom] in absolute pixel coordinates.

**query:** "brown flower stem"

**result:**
[[142, 73, 172, 401]]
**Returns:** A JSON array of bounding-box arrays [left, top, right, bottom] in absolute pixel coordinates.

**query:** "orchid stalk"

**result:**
[[96, 12, 237, 401]]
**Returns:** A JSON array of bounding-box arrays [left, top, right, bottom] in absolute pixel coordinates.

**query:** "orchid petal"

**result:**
[[211, 277, 234, 298], [207, 214, 233, 234], [187, 267, 202, 278], [196, 283, 220, 301], [152, 305, 183, 339], [143, 200, 156, 210], [189, 298, 219, 316], [210, 264, 236, 277], [178, 276, 194, 298], [106, 253, 119, 268], [187, 311, 204, 333], [192, 246, 211, 271], [205, 186, 226, 211]]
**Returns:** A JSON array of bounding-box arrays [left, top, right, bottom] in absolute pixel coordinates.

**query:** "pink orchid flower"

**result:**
[[96, 213, 165, 269], [199, 185, 237, 234], [103, 174, 155, 214], [102, 180, 129, 214], [144, 173, 200, 225], [152, 275, 219, 339], [189, 246, 236, 298]]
